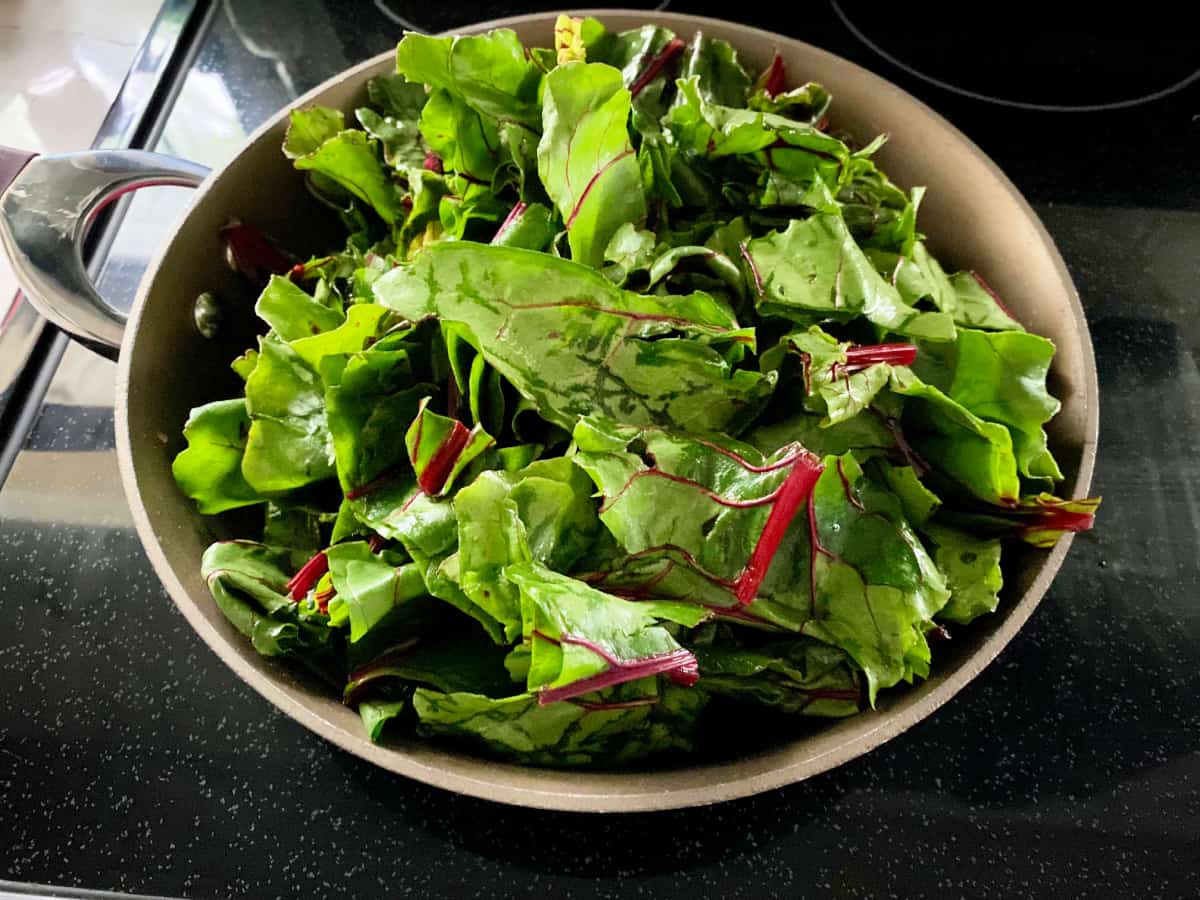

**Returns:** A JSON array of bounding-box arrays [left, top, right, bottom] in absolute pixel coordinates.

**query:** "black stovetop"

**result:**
[[1, 2, 1197, 897]]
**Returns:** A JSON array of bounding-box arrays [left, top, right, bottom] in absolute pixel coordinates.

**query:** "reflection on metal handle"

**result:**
[[0, 149, 209, 361]]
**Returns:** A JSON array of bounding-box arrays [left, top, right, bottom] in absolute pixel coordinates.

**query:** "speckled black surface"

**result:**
[[1, 2, 1198, 897]]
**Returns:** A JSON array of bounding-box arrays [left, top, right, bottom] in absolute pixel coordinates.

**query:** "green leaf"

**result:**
[[365, 72, 427, 121], [747, 82, 831, 123], [395, 29, 540, 127], [934, 328, 1062, 481], [889, 366, 1022, 505], [398, 169, 451, 253], [404, 398, 495, 496], [350, 488, 504, 647], [667, 77, 848, 182], [289, 304, 403, 370], [255, 274, 345, 341], [294, 130, 402, 224], [201, 541, 339, 680], [801, 454, 950, 701], [537, 62, 648, 268], [508, 561, 706, 701], [572, 417, 827, 629], [451, 473, 531, 640], [573, 418, 948, 700], [838, 141, 912, 246], [320, 349, 431, 496], [412, 549, 506, 643], [494, 121, 545, 203], [744, 210, 956, 341], [695, 639, 861, 717], [355, 107, 426, 172], [374, 241, 772, 434], [330, 497, 368, 544], [325, 540, 427, 642], [347, 629, 515, 698], [923, 523, 1003, 625], [441, 321, 509, 434], [935, 492, 1101, 549], [585, 24, 675, 98], [746, 410, 895, 460], [949, 271, 1024, 331], [172, 399, 264, 514], [262, 502, 324, 565], [412, 679, 706, 767], [876, 462, 940, 526], [231, 348, 258, 381], [601, 222, 657, 285], [506, 458, 599, 572], [455, 458, 600, 641], [358, 698, 407, 742], [677, 32, 752, 107], [438, 180, 507, 240], [242, 335, 335, 494], [351, 480, 457, 555], [283, 107, 345, 159], [867, 243, 958, 316], [490, 201, 556, 251], [419, 89, 500, 183], [764, 326, 893, 426]]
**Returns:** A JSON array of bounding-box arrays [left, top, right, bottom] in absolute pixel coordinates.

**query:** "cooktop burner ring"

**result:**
[[374, 0, 673, 35], [832, 0, 1200, 113]]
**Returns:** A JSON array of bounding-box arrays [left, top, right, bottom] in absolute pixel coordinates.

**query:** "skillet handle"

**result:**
[[0, 148, 210, 361]]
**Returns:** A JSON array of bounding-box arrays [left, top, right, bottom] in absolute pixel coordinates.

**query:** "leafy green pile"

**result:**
[[173, 17, 1098, 767]]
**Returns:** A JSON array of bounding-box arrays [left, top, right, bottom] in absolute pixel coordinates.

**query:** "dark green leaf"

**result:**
[[412, 679, 705, 767], [348, 628, 515, 699], [262, 502, 323, 564], [695, 639, 861, 717], [374, 242, 772, 434], [201, 541, 339, 680]]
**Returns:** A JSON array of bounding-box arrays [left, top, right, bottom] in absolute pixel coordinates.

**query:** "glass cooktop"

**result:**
[[1, 2, 1196, 896]]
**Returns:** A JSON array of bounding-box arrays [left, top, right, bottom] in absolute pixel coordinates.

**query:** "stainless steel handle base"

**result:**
[[0, 149, 209, 361]]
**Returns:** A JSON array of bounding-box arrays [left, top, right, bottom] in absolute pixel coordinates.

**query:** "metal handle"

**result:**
[[0, 148, 210, 360]]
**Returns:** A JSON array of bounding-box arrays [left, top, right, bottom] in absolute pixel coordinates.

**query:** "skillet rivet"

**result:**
[[193, 292, 221, 338]]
